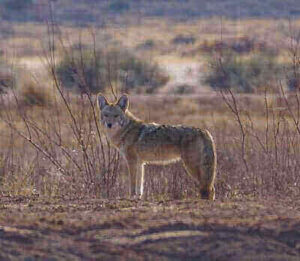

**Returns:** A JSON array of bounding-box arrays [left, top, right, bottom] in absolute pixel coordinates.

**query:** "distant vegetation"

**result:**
[[56, 46, 169, 94], [3, 0, 32, 10], [201, 30, 299, 93], [0, 58, 14, 93], [200, 37, 275, 55], [0, 0, 299, 24], [171, 34, 196, 45], [1, 0, 35, 22], [204, 51, 283, 93], [108, 0, 130, 13], [202, 37, 284, 93]]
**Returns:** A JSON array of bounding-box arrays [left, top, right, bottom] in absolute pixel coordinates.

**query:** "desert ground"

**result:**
[[0, 196, 299, 260], [0, 13, 300, 260]]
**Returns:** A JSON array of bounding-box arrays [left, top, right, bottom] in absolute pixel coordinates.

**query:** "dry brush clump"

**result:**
[[200, 37, 274, 55], [0, 91, 124, 198], [127, 94, 300, 200], [202, 22, 300, 94], [17, 74, 52, 106], [0, 91, 300, 200], [202, 48, 283, 93], [217, 88, 300, 199], [56, 44, 169, 94], [0, 20, 299, 201]]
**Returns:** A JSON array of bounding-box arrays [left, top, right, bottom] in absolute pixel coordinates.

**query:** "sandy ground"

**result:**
[[158, 58, 212, 94], [0, 196, 299, 260]]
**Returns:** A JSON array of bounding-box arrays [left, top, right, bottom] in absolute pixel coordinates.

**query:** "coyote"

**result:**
[[97, 94, 216, 200]]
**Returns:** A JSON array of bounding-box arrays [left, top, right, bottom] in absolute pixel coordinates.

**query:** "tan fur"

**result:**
[[97, 94, 217, 200]]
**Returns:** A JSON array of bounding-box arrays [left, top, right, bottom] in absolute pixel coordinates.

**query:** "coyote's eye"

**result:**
[[104, 114, 109, 117], [114, 115, 118, 118]]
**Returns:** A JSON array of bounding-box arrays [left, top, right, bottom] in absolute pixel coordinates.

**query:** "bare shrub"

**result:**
[[1, 89, 300, 200], [0, 23, 122, 199], [0, 90, 124, 198], [219, 89, 300, 199], [0, 18, 299, 202], [127, 94, 300, 200]]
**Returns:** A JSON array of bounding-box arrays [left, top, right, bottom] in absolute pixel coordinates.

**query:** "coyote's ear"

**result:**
[[117, 94, 129, 111], [97, 94, 108, 110]]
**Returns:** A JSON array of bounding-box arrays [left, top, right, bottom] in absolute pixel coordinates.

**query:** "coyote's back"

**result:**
[[97, 94, 216, 200]]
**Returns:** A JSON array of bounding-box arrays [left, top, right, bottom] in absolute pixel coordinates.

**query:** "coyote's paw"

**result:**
[[128, 194, 141, 201], [139, 193, 148, 201]]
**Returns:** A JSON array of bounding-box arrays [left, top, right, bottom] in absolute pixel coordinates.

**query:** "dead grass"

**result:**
[[1, 18, 299, 68], [0, 17, 299, 260], [17, 74, 52, 106], [0, 91, 299, 201], [0, 18, 299, 201]]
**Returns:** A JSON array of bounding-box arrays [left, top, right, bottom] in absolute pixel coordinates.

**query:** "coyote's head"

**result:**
[[97, 94, 129, 132]]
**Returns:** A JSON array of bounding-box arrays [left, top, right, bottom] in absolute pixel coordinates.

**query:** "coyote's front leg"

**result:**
[[127, 159, 137, 197], [135, 162, 145, 199], [126, 157, 137, 197], [126, 155, 145, 199]]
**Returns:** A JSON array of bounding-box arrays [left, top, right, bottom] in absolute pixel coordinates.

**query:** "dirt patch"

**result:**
[[0, 197, 299, 260]]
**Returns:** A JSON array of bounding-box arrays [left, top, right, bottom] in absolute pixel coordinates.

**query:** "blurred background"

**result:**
[[0, 0, 300, 200]]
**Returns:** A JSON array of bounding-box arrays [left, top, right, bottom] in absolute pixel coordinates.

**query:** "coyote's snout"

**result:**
[[97, 94, 217, 200]]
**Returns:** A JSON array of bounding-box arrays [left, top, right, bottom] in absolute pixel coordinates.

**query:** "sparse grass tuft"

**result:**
[[18, 74, 51, 106]]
